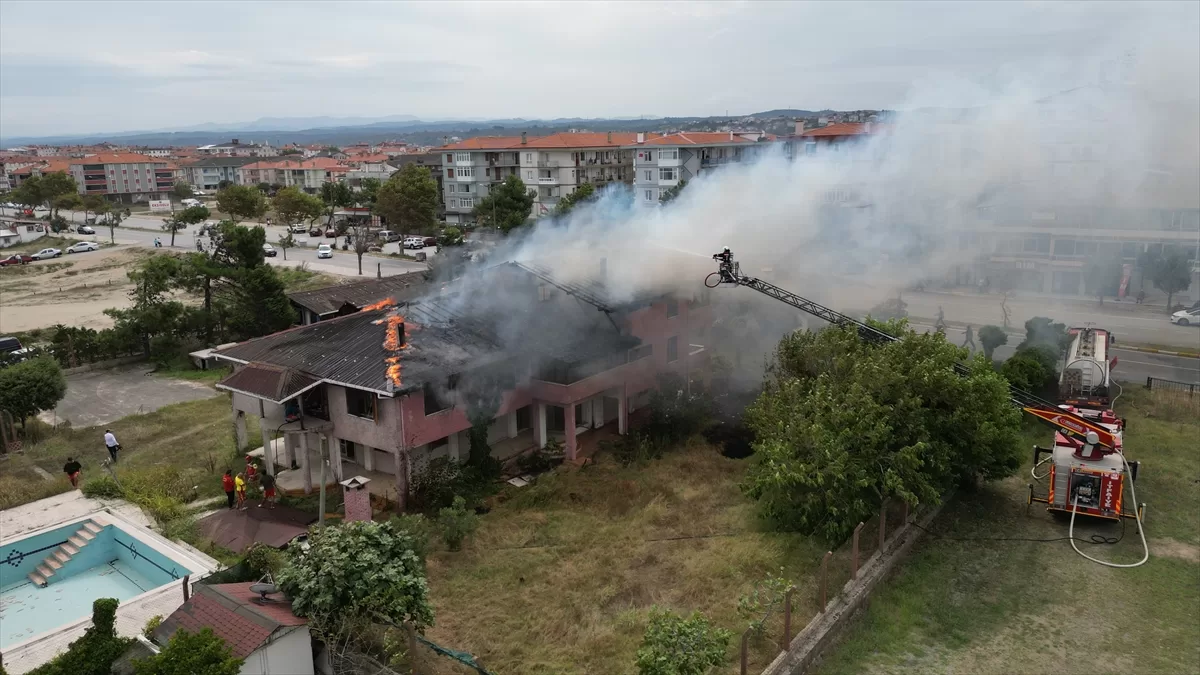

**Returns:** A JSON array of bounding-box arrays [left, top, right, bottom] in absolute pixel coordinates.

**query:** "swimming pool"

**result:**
[[0, 513, 197, 649]]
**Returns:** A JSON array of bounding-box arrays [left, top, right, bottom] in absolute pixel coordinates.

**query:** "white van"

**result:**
[[181, 198, 203, 208], [377, 230, 400, 243]]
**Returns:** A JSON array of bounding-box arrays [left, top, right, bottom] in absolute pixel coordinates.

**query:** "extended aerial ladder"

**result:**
[[705, 254, 1145, 528]]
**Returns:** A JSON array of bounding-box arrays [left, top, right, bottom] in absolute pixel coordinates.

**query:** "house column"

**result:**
[[259, 418, 275, 475], [299, 433, 312, 495], [564, 403, 577, 462], [363, 443, 375, 471], [283, 434, 296, 469], [232, 411, 247, 452], [618, 384, 629, 435], [534, 402, 547, 449], [507, 411, 519, 439], [448, 432, 460, 462], [329, 436, 342, 481]]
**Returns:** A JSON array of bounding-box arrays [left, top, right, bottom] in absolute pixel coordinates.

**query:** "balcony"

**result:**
[[700, 156, 733, 166], [536, 161, 560, 168], [537, 176, 557, 184]]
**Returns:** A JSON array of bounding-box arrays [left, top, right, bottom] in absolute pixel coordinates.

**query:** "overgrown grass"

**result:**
[[275, 263, 343, 292], [816, 387, 1200, 675], [149, 355, 232, 384], [423, 438, 826, 674]]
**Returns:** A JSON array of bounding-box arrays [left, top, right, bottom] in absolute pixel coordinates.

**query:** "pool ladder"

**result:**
[[27, 520, 104, 588]]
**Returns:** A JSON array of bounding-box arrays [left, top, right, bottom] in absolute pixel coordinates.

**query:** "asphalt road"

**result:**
[[0, 205, 430, 278], [910, 323, 1200, 385]]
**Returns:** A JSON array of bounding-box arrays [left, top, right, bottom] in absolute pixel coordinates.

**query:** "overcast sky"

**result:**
[[1, 1, 1196, 138]]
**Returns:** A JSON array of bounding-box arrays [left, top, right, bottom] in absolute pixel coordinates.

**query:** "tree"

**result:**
[[437, 496, 478, 551], [280, 148, 303, 156], [349, 221, 375, 275], [1146, 251, 1193, 311], [553, 182, 596, 217], [375, 164, 438, 235], [1083, 254, 1123, 304], [256, 182, 271, 194], [81, 194, 107, 225], [659, 179, 689, 204], [169, 181, 194, 208], [319, 181, 354, 229], [101, 205, 131, 244], [271, 186, 323, 229], [635, 606, 730, 675], [106, 255, 185, 360], [134, 628, 242, 675], [215, 185, 268, 222], [978, 325, 1008, 361], [1016, 316, 1070, 355], [745, 322, 1022, 542], [437, 226, 464, 247], [10, 175, 45, 210], [277, 232, 296, 260], [39, 172, 79, 220], [472, 174, 534, 233], [52, 193, 83, 223], [26, 598, 133, 675], [1000, 352, 1052, 392], [163, 205, 210, 247], [0, 356, 67, 430], [217, 179, 233, 190], [277, 519, 434, 642]]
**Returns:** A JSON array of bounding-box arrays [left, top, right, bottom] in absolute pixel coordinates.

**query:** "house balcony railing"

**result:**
[[700, 157, 734, 166], [536, 161, 560, 168], [537, 177, 557, 184]]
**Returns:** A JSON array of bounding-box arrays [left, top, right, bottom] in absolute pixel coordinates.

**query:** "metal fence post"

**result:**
[[821, 551, 832, 610], [740, 628, 750, 675], [1145, 376, 1152, 390], [879, 500, 888, 551], [780, 587, 794, 651], [851, 522, 864, 580]]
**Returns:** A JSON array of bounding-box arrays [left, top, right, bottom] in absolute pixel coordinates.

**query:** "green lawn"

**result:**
[[816, 388, 1200, 675]]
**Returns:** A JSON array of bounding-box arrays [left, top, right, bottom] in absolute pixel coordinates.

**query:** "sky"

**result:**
[[0, 0, 1197, 138]]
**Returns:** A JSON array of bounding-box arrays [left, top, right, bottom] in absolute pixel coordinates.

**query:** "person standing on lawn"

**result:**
[[235, 472, 247, 510], [222, 470, 236, 509], [103, 430, 120, 463], [63, 457, 82, 489], [258, 472, 277, 509]]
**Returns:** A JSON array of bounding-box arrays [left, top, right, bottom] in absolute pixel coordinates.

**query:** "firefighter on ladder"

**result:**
[[712, 247, 737, 283]]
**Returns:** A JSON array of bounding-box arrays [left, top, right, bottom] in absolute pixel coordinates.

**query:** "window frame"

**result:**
[[345, 387, 378, 421]]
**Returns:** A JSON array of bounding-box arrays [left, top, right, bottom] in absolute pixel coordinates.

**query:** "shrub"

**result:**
[[978, 325, 1008, 361], [437, 496, 479, 552], [515, 443, 559, 475], [635, 606, 730, 675], [133, 627, 243, 675], [243, 543, 285, 578], [27, 598, 133, 675], [736, 568, 793, 636], [142, 615, 164, 639], [409, 457, 463, 513], [389, 513, 433, 560], [1000, 352, 1051, 392]]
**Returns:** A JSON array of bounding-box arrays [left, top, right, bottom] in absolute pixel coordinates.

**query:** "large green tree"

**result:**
[[215, 184, 268, 222], [135, 628, 243, 675], [26, 599, 132, 675], [318, 181, 354, 228], [553, 182, 596, 217], [39, 172, 79, 220], [163, 205, 210, 247], [745, 321, 1022, 542], [0, 356, 67, 430], [272, 186, 323, 229], [659, 179, 689, 204], [169, 181, 194, 206], [472, 174, 534, 233], [277, 519, 433, 644], [105, 254, 186, 360], [376, 164, 438, 235], [1146, 251, 1193, 311]]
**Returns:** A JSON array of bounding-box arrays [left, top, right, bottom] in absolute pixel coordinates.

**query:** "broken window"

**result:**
[[424, 383, 450, 415], [666, 299, 678, 317], [629, 344, 653, 361], [667, 336, 679, 363], [345, 388, 377, 420], [515, 405, 532, 431]]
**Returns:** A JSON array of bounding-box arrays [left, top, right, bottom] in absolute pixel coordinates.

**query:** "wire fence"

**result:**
[[1145, 376, 1199, 397]]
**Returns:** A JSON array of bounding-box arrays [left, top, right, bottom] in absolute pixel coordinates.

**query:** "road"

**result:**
[[0, 205, 430, 279], [910, 323, 1200, 385]]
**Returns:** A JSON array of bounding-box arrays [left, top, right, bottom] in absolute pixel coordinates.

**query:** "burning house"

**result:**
[[213, 252, 714, 504]]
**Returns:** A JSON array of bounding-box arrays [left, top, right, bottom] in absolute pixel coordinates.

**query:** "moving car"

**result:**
[[262, 243, 277, 257], [377, 230, 400, 243], [32, 247, 62, 260], [289, 224, 308, 233], [76, 225, 96, 234], [180, 198, 203, 208], [1170, 308, 1200, 326], [402, 236, 425, 249], [66, 241, 100, 254], [316, 244, 333, 259], [0, 253, 34, 266]]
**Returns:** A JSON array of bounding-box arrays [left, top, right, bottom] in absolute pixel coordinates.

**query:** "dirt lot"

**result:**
[[0, 244, 152, 333], [38, 363, 220, 428]]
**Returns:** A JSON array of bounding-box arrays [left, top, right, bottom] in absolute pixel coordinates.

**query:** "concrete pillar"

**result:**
[[579, 399, 592, 428], [448, 432, 460, 462], [259, 418, 275, 475], [507, 411, 518, 439], [534, 402, 547, 449], [329, 436, 342, 481], [232, 411, 247, 452], [564, 403, 577, 462], [591, 397, 604, 429], [283, 434, 296, 469], [618, 385, 628, 435], [363, 443, 375, 472], [299, 433, 312, 495]]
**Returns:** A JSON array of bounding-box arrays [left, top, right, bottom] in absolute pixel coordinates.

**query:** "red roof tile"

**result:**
[[799, 122, 883, 138], [434, 136, 524, 151], [212, 584, 307, 627], [154, 583, 306, 659], [521, 132, 654, 149], [640, 132, 757, 146]]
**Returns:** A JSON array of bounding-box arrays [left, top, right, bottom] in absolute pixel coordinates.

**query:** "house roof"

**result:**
[[183, 156, 262, 168], [639, 132, 758, 146], [287, 271, 431, 318], [216, 363, 320, 403], [799, 122, 880, 138], [154, 583, 305, 660], [521, 132, 650, 149], [241, 157, 347, 171], [70, 153, 164, 165], [435, 137, 524, 151]]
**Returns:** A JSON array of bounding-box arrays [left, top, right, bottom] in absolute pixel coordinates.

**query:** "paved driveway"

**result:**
[[39, 364, 220, 428]]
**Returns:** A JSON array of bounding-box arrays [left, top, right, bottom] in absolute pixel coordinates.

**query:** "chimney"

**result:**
[[729, 131, 734, 141], [521, 132, 527, 145], [636, 132, 645, 144], [607, 131, 612, 144], [340, 476, 373, 522], [794, 119, 806, 135]]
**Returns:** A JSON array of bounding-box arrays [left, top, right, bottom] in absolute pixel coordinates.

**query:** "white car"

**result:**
[[66, 242, 100, 254], [402, 237, 425, 249], [316, 244, 333, 259], [32, 247, 62, 260], [1169, 308, 1200, 326]]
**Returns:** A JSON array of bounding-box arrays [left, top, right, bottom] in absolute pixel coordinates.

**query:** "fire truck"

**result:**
[[1058, 326, 1116, 407]]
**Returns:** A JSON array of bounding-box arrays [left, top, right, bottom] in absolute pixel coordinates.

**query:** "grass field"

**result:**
[[816, 387, 1200, 675], [422, 438, 828, 675]]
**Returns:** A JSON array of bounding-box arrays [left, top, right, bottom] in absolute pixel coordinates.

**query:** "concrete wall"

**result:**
[[239, 626, 313, 675]]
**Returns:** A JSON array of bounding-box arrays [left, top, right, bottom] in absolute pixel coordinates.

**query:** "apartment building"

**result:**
[[196, 139, 277, 157], [181, 156, 259, 191], [237, 157, 347, 194], [630, 132, 772, 206], [68, 153, 177, 203], [343, 153, 397, 187], [436, 137, 524, 226], [518, 132, 645, 218]]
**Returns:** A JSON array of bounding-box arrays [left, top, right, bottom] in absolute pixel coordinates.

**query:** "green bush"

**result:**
[[81, 475, 124, 499], [133, 627, 243, 675], [389, 513, 433, 560], [437, 496, 479, 552], [27, 598, 134, 675], [1001, 352, 1053, 392], [635, 606, 730, 675], [978, 325, 1008, 361], [515, 442, 560, 475], [409, 457, 463, 512], [244, 543, 285, 577], [142, 615, 164, 639]]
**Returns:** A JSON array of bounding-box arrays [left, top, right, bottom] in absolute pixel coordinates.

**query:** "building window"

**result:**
[[460, 197, 474, 208], [456, 167, 474, 178], [524, 153, 533, 163], [450, 198, 458, 208], [644, 189, 655, 202], [666, 299, 678, 317], [629, 343, 653, 361], [455, 152, 471, 162], [424, 383, 450, 415], [346, 388, 377, 420], [659, 167, 677, 181], [526, 170, 534, 180], [538, 284, 553, 302], [646, 151, 654, 162], [667, 336, 678, 363], [446, 153, 454, 163], [448, 184, 456, 193], [515, 404, 532, 431], [644, 170, 652, 181], [660, 149, 678, 160]]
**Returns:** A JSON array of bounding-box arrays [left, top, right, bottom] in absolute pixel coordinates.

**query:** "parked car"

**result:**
[[377, 230, 400, 243], [0, 336, 33, 364], [402, 237, 425, 249], [180, 198, 203, 208], [324, 228, 336, 238], [66, 242, 100, 254], [423, 236, 437, 247], [76, 225, 96, 234], [32, 248, 62, 260], [289, 224, 308, 234], [0, 253, 34, 266], [309, 226, 323, 237], [198, 221, 219, 236], [316, 244, 333, 259], [262, 243, 277, 257], [1170, 308, 1200, 326]]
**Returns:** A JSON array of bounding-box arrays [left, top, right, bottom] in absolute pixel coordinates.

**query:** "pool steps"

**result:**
[[27, 520, 106, 588]]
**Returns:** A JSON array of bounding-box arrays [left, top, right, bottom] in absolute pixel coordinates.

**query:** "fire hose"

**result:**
[[1069, 451, 1149, 568]]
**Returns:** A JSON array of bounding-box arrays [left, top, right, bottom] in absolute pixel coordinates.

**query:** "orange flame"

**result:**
[[385, 355, 402, 387], [380, 313, 406, 387], [362, 297, 396, 312]]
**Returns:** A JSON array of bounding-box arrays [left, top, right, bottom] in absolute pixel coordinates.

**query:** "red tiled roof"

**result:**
[[640, 132, 758, 146], [521, 132, 653, 149], [154, 583, 306, 659], [212, 583, 307, 627], [346, 153, 390, 163], [41, 159, 73, 173], [799, 123, 881, 138], [69, 152, 164, 165], [241, 157, 347, 171], [434, 136, 524, 151]]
